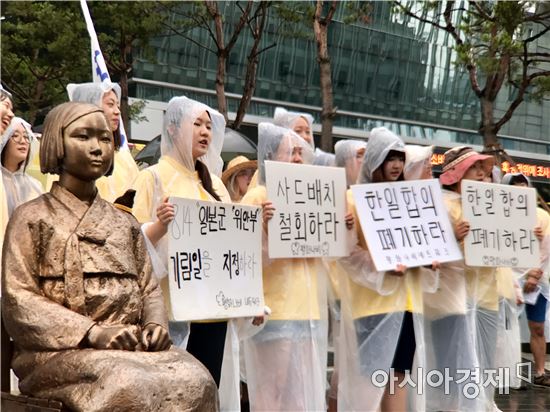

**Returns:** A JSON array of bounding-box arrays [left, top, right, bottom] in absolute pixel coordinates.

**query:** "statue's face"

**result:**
[[62, 111, 114, 181]]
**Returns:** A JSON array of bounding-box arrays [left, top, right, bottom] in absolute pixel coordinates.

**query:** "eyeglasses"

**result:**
[[11, 133, 30, 144]]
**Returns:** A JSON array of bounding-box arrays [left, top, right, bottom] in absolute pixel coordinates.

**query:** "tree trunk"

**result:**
[[210, 4, 228, 122], [479, 96, 501, 152], [232, 2, 269, 130], [314, 1, 337, 153], [28, 78, 45, 125], [215, 50, 228, 122], [233, 52, 258, 131], [119, 69, 130, 137]]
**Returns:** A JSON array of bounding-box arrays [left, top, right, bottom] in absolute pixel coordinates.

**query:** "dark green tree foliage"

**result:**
[[1, 1, 89, 124]]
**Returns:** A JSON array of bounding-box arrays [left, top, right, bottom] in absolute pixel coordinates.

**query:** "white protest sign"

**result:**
[[167, 197, 264, 321], [461, 180, 539, 267], [351, 179, 462, 271], [265, 161, 349, 258]]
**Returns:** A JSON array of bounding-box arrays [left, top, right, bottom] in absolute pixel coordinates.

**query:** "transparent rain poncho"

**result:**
[[241, 122, 328, 411], [67, 82, 139, 202], [273, 106, 315, 149], [131, 96, 250, 411], [337, 127, 438, 411], [133, 95, 229, 315], [498, 173, 550, 391], [420, 188, 500, 411], [313, 148, 336, 166], [328, 138, 366, 404], [334, 139, 367, 187], [404, 145, 434, 181], [1, 117, 43, 219], [67, 81, 122, 106]]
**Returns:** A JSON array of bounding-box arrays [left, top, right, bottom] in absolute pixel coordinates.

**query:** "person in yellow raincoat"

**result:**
[[337, 128, 439, 412], [49, 82, 140, 202], [0, 86, 15, 275], [249, 107, 316, 189], [221, 155, 257, 203], [132, 96, 231, 388], [501, 172, 550, 387], [430, 146, 499, 411], [327, 138, 366, 411], [241, 122, 332, 411], [1, 117, 44, 218]]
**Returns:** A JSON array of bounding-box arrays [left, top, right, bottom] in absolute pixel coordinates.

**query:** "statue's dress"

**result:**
[[2, 183, 218, 412]]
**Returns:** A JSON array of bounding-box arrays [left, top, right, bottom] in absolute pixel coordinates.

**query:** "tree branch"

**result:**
[[226, 1, 253, 52], [393, 1, 447, 31], [161, 23, 216, 54], [470, 1, 494, 22], [524, 24, 550, 44], [254, 42, 276, 58], [201, 2, 220, 48], [324, 0, 338, 24]]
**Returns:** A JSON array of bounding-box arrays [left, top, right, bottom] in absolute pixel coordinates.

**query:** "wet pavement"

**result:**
[[495, 354, 550, 412], [495, 385, 550, 412]]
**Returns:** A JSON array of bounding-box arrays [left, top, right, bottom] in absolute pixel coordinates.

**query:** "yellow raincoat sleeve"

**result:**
[[1, 179, 9, 276], [241, 185, 322, 321], [132, 167, 156, 224], [95, 150, 140, 202]]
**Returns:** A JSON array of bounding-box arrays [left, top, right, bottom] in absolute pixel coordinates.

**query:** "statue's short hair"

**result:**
[[40, 102, 112, 175]]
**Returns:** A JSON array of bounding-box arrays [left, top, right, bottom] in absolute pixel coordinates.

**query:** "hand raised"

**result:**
[[156, 197, 175, 227]]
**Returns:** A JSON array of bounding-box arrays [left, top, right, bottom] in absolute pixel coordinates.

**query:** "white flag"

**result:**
[[80, 0, 129, 149]]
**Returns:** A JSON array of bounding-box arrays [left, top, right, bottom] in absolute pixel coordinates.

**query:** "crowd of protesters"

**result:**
[[1, 81, 549, 412]]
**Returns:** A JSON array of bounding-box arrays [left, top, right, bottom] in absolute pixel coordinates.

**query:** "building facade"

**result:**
[[128, 0, 550, 198]]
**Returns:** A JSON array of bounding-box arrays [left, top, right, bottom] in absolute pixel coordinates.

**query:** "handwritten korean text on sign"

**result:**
[[168, 197, 263, 321], [462, 180, 539, 268], [351, 179, 462, 271], [265, 161, 349, 258]]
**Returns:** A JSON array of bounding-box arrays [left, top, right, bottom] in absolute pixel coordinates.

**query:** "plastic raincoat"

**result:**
[[132, 96, 248, 410], [495, 266, 522, 390], [272, 107, 315, 149], [313, 148, 336, 166], [404, 145, 433, 181], [241, 122, 328, 411], [328, 139, 366, 405], [1, 117, 43, 220], [422, 189, 505, 411], [334, 139, 367, 188], [65, 82, 140, 202], [337, 128, 438, 412]]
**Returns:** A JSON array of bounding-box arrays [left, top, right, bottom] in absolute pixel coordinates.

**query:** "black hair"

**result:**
[[195, 159, 221, 201], [372, 150, 406, 183], [509, 174, 529, 186]]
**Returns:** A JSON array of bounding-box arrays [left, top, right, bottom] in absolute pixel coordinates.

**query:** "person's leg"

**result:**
[[525, 295, 547, 376], [381, 312, 416, 412], [186, 321, 227, 387], [381, 371, 406, 412], [525, 295, 550, 386], [528, 321, 546, 376], [246, 338, 294, 410]]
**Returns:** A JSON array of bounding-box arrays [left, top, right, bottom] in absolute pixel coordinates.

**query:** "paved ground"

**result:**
[[495, 354, 550, 412]]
